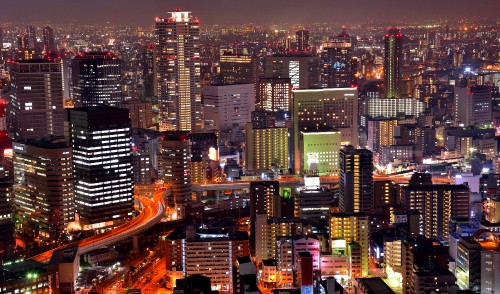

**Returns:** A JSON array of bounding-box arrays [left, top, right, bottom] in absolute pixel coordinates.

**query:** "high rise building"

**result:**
[[154, 9, 203, 132], [160, 131, 191, 217], [0, 166, 14, 253], [67, 107, 133, 229], [188, 132, 218, 184], [292, 88, 359, 173], [122, 99, 154, 129], [219, 53, 258, 85], [9, 59, 65, 140], [255, 215, 302, 262], [265, 53, 320, 89], [71, 52, 123, 107], [401, 175, 470, 240], [25, 25, 37, 49], [321, 30, 355, 88], [13, 138, 74, 239], [367, 97, 424, 118], [203, 83, 255, 131], [42, 26, 55, 52], [301, 130, 342, 175], [245, 124, 289, 174], [17, 34, 28, 51], [257, 78, 292, 113], [330, 212, 370, 278], [296, 30, 310, 51], [339, 146, 373, 213], [142, 44, 155, 99], [454, 86, 492, 127], [0, 27, 3, 49], [384, 28, 403, 98]]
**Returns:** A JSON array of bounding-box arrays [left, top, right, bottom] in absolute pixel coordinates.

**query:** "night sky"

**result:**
[[2, 0, 499, 25]]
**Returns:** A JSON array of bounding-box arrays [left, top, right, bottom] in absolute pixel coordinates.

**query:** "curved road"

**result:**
[[32, 188, 166, 263]]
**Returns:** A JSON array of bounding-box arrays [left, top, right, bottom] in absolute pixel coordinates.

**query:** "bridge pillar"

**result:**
[[132, 235, 139, 251], [215, 189, 221, 203]]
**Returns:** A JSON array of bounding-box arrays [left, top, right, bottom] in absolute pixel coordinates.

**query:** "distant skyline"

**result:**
[[1, 0, 499, 26]]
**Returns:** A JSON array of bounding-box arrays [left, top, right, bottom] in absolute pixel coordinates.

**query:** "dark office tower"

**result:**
[[71, 52, 123, 107], [257, 77, 292, 112], [249, 181, 280, 219], [17, 34, 28, 50], [9, 59, 64, 140], [25, 25, 37, 49], [142, 44, 154, 99], [321, 29, 354, 88], [0, 166, 14, 253], [154, 10, 203, 132], [384, 28, 403, 98], [67, 107, 133, 229], [42, 26, 55, 52], [13, 139, 74, 240], [296, 30, 310, 51], [219, 53, 258, 85], [0, 27, 3, 49], [160, 132, 192, 217], [265, 53, 320, 89], [339, 145, 373, 213]]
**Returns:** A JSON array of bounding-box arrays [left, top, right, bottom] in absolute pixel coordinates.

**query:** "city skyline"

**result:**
[[1, 0, 499, 25]]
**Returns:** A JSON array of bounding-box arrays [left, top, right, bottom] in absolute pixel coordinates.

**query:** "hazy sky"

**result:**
[[1, 0, 498, 25]]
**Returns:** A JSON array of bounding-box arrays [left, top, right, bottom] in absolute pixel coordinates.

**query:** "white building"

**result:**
[[455, 86, 492, 127], [203, 83, 255, 131]]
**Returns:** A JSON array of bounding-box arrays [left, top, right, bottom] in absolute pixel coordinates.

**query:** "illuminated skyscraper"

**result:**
[[265, 53, 320, 89], [219, 53, 258, 85], [9, 59, 65, 140], [71, 52, 123, 107], [154, 9, 203, 132], [42, 26, 55, 52], [321, 29, 355, 88], [67, 107, 133, 229], [142, 44, 154, 99], [339, 146, 373, 213], [296, 30, 310, 51], [257, 77, 292, 112], [384, 28, 403, 98], [13, 139, 74, 240]]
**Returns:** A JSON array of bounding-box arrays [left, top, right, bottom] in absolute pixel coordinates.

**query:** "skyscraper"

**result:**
[[9, 59, 65, 140], [265, 53, 320, 89], [321, 29, 355, 88], [384, 28, 403, 98], [0, 27, 3, 49], [219, 53, 258, 85], [142, 44, 154, 99], [160, 131, 191, 217], [67, 107, 133, 229], [25, 25, 37, 49], [296, 30, 310, 51], [339, 146, 373, 213], [13, 138, 74, 239], [42, 26, 55, 52], [154, 9, 203, 132], [71, 52, 123, 107], [454, 86, 492, 127], [257, 78, 292, 113]]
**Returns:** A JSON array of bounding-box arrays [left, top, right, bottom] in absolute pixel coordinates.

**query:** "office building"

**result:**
[[321, 30, 355, 88], [0, 167, 14, 253], [142, 44, 155, 99], [292, 88, 359, 173], [367, 97, 424, 118], [245, 124, 289, 174], [295, 184, 334, 219], [160, 132, 192, 217], [233, 256, 260, 294], [330, 213, 370, 278], [9, 59, 65, 140], [13, 139, 74, 239], [339, 146, 373, 213], [166, 227, 249, 293], [203, 83, 255, 131], [301, 130, 342, 175], [25, 25, 37, 49], [67, 107, 133, 229], [219, 53, 258, 85], [296, 30, 310, 51], [454, 86, 492, 127], [265, 53, 320, 89], [42, 26, 55, 52], [257, 77, 292, 113], [71, 52, 123, 107], [154, 9, 203, 132], [366, 118, 398, 152], [122, 98, 154, 129], [384, 28, 403, 98]]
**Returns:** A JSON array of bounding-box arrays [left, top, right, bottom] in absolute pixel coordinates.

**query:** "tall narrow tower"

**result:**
[[154, 9, 203, 132], [384, 28, 403, 98]]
